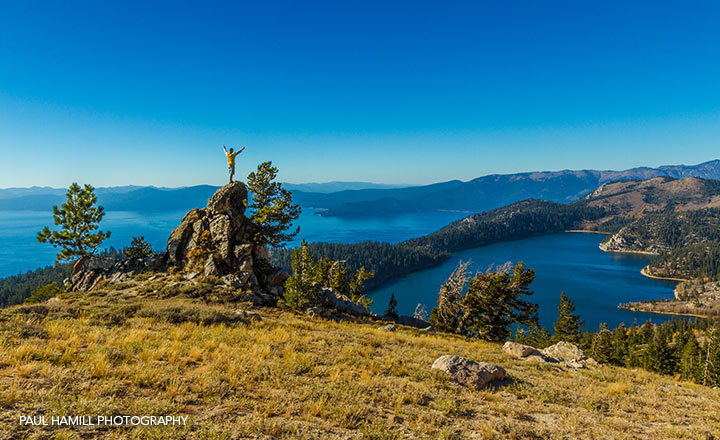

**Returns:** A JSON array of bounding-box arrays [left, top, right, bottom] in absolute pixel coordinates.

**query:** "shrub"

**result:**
[[24, 282, 64, 304]]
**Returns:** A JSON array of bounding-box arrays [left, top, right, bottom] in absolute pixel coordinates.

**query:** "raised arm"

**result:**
[[223, 145, 228, 153], [234, 146, 245, 157]]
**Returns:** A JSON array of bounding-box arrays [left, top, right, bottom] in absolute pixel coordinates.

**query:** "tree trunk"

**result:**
[[73, 255, 91, 276]]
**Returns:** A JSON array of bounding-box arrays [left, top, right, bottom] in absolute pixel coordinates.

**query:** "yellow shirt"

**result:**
[[226, 152, 236, 166]]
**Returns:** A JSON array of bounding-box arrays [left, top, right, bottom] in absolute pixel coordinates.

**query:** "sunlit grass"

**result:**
[[0, 281, 718, 439]]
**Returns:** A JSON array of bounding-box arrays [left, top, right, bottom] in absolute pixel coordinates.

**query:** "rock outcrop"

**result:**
[[396, 315, 432, 329], [65, 256, 163, 292], [317, 287, 370, 317], [67, 183, 284, 295], [431, 355, 507, 389], [165, 181, 275, 291]]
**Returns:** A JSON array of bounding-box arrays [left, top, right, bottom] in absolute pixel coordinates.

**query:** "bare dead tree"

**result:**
[[434, 261, 471, 333], [703, 321, 719, 387]]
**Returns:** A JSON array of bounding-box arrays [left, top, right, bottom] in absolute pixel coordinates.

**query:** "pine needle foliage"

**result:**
[[246, 161, 301, 247], [553, 292, 584, 343], [36, 183, 110, 274], [430, 261, 538, 342]]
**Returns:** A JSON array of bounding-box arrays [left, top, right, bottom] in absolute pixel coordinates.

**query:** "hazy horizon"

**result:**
[[1, 157, 719, 191]]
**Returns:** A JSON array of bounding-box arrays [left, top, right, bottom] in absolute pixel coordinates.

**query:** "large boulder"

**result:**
[[541, 341, 586, 362], [431, 355, 507, 389], [503, 341, 545, 358], [208, 181, 248, 217], [541, 341, 598, 367]]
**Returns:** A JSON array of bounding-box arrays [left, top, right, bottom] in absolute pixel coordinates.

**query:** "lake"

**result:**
[[0, 208, 469, 277], [0, 209, 677, 330], [369, 232, 678, 331]]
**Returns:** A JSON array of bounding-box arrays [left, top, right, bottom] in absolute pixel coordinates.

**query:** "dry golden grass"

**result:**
[[0, 283, 718, 439]]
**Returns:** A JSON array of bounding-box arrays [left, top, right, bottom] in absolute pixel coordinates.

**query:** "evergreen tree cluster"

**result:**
[[515, 311, 720, 386], [271, 241, 449, 290], [283, 240, 374, 310], [428, 261, 539, 342]]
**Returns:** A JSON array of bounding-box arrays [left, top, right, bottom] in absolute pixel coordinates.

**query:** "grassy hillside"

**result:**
[[1, 278, 718, 439]]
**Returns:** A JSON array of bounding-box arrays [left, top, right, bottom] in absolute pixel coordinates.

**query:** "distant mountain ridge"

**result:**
[[1, 160, 719, 214], [0, 186, 219, 212], [302, 160, 720, 216], [283, 181, 410, 193]]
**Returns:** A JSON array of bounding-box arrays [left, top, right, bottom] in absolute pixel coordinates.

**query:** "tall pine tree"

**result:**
[[552, 292, 584, 343], [384, 293, 399, 320], [680, 335, 702, 382]]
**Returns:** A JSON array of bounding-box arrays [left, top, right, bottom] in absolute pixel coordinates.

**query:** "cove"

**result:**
[[369, 232, 679, 331]]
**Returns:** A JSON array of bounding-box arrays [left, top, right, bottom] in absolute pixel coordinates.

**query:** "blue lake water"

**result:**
[[0, 209, 469, 277], [0, 209, 677, 329], [369, 232, 678, 331]]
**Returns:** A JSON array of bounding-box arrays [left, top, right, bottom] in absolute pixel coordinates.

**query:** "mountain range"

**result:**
[[294, 159, 720, 216], [1, 160, 719, 215]]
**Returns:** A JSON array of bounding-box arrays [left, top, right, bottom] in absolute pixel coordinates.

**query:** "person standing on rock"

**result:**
[[223, 145, 245, 183]]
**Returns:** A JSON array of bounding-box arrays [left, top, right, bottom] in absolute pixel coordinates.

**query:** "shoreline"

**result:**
[[618, 304, 712, 319], [564, 229, 611, 235], [599, 247, 659, 256], [639, 266, 688, 283]]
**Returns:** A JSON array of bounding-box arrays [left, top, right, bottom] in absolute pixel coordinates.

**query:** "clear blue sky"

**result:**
[[1, 1, 719, 188]]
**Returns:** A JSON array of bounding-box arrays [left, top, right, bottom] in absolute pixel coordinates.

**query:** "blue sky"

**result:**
[[1, 1, 719, 188]]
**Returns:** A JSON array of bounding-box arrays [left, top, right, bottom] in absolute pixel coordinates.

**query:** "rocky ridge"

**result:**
[[66, 182, 285, 295]]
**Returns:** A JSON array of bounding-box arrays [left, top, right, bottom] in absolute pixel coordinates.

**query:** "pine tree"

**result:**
[[610, 323, 630, 366], [384, 293, 399, 320], [124, 236, 153, 259], [463, 262, 538, 342], [246, 161, 301, 248], [328, 260, 348, 293], [552, 292, 584, 343], [645, 333, 677, 375], [704, 323, 720, 386], [347, 267, 374, 311], [37, 183, 111, 275], [680, 335, 702, 383], [283, 240, 319, 308]]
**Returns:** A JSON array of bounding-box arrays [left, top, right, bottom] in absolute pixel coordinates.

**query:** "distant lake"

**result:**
[[369, 232, 678, 331], [0, 208, 469, 277]]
